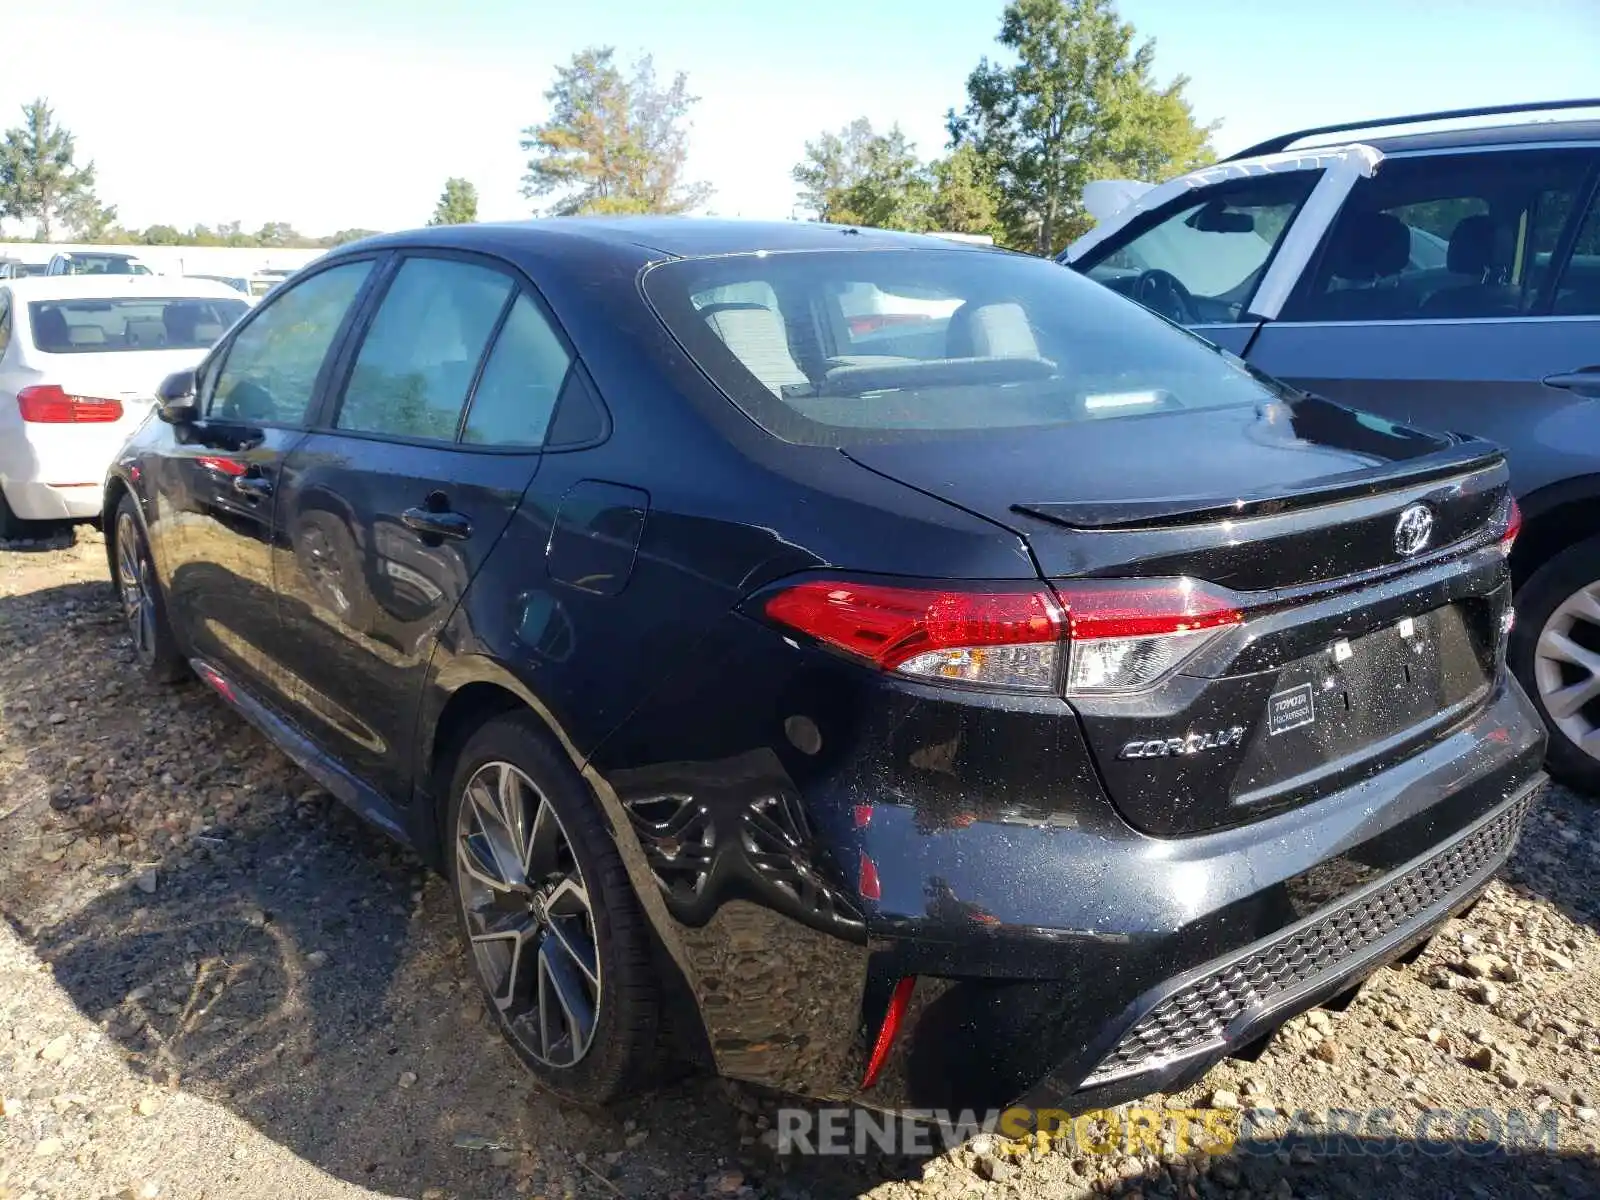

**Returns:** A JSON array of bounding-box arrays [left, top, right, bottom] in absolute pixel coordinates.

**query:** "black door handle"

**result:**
[[401, 506, 473, 541], [232, 474, 274, 500], [1542, 369, 1600, 395]]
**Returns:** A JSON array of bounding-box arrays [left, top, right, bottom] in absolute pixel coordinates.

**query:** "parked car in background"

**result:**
[[47, 250, 155, 277], [0, 258, 49, 279], [1061, 98, 1600, 791], [0, 276, 247, 536], [103, 219, 1542, 1115]]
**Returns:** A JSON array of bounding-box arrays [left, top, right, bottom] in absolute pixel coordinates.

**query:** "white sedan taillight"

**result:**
[[17, 384, 124, 423]]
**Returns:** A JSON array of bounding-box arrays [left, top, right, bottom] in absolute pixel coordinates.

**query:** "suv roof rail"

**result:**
[[1223, 98, 1600, 162]]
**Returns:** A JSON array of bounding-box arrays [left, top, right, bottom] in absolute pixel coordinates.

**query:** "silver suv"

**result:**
[[1063, 98, 1600, 792]]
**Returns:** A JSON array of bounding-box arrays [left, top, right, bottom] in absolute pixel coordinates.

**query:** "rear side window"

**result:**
[[461, 292, 572, 448], [1552, 188, 1600, 316], [28, 297, 247, 353], [644, 248, 1285, 446], [1077, 173, 1319, 323], [336, 257, 514, 441], [0, 293, 11, 359], [1282, 150, 1594, 323], [210, 260, 373, 424]]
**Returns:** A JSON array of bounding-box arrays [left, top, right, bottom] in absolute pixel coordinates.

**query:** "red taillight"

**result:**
[[1500, 497, 1522, 559], [17, 384, 123, 424], [763, 580, 1064, 691], [861, 977, 915, 1091], [763, 575, 1243, 695], [1055, 579, 1242, 641], [1055, 578, 1241, 694]]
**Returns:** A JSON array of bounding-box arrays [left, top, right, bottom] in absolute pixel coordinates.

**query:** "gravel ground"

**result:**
[[2, 527, 1600, 1200]]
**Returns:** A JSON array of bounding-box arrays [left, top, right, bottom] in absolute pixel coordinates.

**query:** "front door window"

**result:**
[[1078, 173, 1320, 324]]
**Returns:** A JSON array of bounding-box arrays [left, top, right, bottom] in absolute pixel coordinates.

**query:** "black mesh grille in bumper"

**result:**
[[1080, 791, 1536, 1089]]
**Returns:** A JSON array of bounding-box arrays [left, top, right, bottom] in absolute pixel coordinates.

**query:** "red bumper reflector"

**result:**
[[862, 977, 915, 1090], [1500, 497, 1522, 558], [859, 853, 881, 901]]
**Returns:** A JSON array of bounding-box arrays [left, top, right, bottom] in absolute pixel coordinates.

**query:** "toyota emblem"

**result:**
[[1394, 503, 1434, 558]]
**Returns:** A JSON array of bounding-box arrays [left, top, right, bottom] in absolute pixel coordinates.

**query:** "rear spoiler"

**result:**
[[1014, 438, 1505, 531]]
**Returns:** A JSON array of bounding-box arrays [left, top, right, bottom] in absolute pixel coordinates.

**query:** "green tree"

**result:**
[[928, 144, 1003, 240], [140, 224, 182, 245], [60, 189, 121, 241], [429, 177, 479, 225], [323, 228, 381, 246], [253, 221, 298, 247], [0, 99, 97, 241], [792, 119, 934, 230], [949, 0, 1215, 255], [521, 46, 712, 216]]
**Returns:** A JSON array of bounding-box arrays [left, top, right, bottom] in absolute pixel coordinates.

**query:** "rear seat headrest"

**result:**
[[1327, 212, 1410, 282], [1445, 215, 1501, 276]]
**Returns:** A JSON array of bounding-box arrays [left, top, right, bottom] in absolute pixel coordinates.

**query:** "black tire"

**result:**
[[111, 496, 187, 684], [444, 711, 661, 1105], [1510, 533, 1600, 794]]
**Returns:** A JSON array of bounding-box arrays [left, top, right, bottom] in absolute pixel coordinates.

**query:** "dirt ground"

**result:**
[[2, 526, 1599, 1200]]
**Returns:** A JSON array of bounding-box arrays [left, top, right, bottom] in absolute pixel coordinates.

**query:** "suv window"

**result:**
[[0, 292, 11, 359], [336, 257, 513, 441], [1283, 150, 1594, 323], [1077, 172, 1320, 323], [210, 260, 373, 424], [461, 292, 572, 448], [1552, 188, 1600, 316]]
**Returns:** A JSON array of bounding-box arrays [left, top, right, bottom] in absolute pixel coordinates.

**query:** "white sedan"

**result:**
[[0, 276, 249, 536]]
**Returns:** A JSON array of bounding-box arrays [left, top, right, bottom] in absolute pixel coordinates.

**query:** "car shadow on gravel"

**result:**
[[8, 749, 891, 1195]]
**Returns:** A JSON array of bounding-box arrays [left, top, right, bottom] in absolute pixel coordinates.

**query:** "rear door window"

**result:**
[[460, 292, 572, 448], [209, 260, 374, 424], [1551, 185, 1600, 315], [335, 257, 514, 442], [1075, 172, 1320, 324], [1281, 150, 1595, 322]]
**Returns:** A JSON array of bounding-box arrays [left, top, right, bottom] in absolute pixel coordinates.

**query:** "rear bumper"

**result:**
[[854, 676, 1546, 1113], [1037, 779, 1538, 1111], [3, 479, 103, 520]]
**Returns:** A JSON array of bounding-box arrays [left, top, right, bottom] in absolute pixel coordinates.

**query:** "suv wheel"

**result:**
[[445, 712, 660, 1104], [113, 497, 187, 683], [1511, 534, 1600, 793]]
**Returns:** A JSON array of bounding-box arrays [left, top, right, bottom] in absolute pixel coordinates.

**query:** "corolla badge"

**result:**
[[1393, 503, 1434, 558], [1119, 726, 1246, 760]]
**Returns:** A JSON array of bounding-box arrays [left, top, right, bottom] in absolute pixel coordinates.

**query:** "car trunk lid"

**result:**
[[842, 396, 1514, 836]]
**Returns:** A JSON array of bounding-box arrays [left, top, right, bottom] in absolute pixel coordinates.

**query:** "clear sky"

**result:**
[[5, 0, 1599, 236]]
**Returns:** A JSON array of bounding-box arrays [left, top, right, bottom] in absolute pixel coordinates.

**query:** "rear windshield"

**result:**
[[62, 255, 152, 276], [29, 297, 247, 354], [643, 248, 1285, 445]]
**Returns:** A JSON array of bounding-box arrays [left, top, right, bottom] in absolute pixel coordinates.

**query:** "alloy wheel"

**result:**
[[454, 760, 602, 1068], [116, 512, 158, 667], [1533, 580, 1600, 763]]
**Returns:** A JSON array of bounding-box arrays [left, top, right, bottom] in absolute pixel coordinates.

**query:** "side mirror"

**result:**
[[156, 369, 199, 424]]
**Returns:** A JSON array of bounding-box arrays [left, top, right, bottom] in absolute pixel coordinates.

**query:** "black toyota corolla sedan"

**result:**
[[103, 218, 1545, 1113]]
